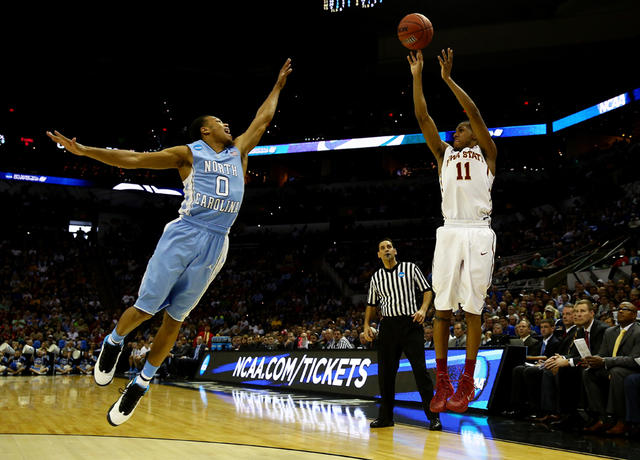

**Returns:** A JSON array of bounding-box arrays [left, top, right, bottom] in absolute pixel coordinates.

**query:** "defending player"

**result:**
[[46, 58, 292, 425], [408, 48, 497, 413]]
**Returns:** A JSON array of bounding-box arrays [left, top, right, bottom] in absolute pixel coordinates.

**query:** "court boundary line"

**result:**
[[0, 433, 369, 460]]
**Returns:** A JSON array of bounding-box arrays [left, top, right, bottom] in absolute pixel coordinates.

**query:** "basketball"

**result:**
[[397, 13, 433, 50]]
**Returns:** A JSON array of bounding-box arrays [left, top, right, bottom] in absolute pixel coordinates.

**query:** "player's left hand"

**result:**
[[412, 310, 426, 324], [438, 48, 453, 81], [275, 58, 293, 89]]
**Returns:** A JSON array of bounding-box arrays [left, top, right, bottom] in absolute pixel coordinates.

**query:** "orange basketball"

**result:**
[[397, 13, 434, 50]]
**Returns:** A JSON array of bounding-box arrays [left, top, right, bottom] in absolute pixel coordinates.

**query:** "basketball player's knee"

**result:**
[[162, 311, 183, 330], [435, 312, 451, 322], [132, 307, 153, 321]]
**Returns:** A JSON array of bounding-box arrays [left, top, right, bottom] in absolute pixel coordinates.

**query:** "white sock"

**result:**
[[135, 374, 151, 388]]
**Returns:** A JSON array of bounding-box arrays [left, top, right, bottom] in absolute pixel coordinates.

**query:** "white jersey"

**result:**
[[440, 144, 494, 221]]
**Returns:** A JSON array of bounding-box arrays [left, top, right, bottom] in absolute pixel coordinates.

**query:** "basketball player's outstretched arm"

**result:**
[[439, 48, 497, 174], [45, 131, 191, 171], [234, 58, 293, 174], [408, 50, 447, 171]]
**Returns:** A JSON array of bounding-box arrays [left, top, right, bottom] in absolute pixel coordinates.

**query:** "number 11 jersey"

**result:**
[[439, 144, 494, 221]]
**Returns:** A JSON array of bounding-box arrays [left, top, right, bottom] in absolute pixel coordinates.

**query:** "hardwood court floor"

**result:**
[[0, 375, 623, 459]]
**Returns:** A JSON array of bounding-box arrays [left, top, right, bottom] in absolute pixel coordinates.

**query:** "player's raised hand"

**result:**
[[275, 58, 293, 89], [438, 48, 454, 81], [46, 130, 87, 157], [407, 50, 424, 77]]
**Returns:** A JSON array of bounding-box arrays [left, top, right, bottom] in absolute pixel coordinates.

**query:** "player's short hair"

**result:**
[[458, 120, 473, 131], [189, 115, 210, 141], [377, 237, 394, 249]]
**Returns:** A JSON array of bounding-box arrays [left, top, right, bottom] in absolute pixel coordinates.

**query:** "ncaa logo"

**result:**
[[194, 145, 203, 151], [398, 272, 405, 278], [199, 354, 211, 376]]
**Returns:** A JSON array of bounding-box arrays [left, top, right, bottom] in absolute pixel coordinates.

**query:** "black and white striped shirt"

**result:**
[[367, 261, 431, 317]]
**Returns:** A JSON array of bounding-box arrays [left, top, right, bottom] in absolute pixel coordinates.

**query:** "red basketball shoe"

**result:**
[[429, 372, 454, 413], [446, 373, 476, 413]]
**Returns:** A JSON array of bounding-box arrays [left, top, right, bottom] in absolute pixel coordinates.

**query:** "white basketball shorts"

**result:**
[[432, 220, 496, 315]]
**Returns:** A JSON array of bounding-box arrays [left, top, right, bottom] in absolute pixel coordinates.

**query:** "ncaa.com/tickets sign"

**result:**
[[196, 349, 506, 410]]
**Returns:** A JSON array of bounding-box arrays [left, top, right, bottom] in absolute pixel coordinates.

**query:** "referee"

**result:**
[[364, 238, 442, 431]]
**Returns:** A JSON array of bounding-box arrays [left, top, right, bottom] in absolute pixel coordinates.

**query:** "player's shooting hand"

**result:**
[[275, 58, 293, 89], [407, 50, 423, 77], [46, 130, 88, 157], [412, 309, 426, 324], [437, 48, 453, 81]]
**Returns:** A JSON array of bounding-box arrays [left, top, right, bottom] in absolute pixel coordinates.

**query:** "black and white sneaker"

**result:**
[[107, 379, 149, 426], [94, 335, 123, 386]]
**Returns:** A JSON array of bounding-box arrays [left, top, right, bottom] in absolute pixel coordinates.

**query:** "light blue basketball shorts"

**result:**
[[134, 216, 229, 322]]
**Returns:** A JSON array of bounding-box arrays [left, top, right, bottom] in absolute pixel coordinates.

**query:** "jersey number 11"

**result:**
[[456, 162, 471, 180]]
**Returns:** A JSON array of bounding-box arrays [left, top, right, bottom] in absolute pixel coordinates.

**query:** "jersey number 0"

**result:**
[[216, 176, 229, 197]]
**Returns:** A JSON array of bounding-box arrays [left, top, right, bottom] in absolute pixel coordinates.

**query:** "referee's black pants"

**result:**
[[377, 315, 436, 421]]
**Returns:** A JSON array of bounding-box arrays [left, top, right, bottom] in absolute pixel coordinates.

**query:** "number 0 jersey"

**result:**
[[178, 140, 245, 232], [439, 144, 494, 221]]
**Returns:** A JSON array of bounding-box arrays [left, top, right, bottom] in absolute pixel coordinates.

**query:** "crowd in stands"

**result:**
[[2, 135, 640, 436]]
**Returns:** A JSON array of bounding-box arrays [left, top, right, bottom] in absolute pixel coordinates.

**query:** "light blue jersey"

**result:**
[[134, 140, 241, 321], [179, 140, 245, 232]]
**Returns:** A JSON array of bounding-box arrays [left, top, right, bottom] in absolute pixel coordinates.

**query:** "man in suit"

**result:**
[[515, 319, 539, 350], [582, 302, 640, 434], [424, 325, 434, 349], [448, 321, 467, 348], [556, 309, 578, 356], [537, 299, 608, 428], [167, 336, 193, 378], [484, 322, 510, 346], [178, 335, 208, 379], [507, 319, 560, 418], [554, 304, 575, 340]]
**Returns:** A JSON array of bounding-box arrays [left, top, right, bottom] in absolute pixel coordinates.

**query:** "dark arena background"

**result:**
[[2, 1, 640, 459]]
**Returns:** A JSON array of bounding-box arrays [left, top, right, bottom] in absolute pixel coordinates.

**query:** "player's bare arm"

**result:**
[[438, 48, 497, 174], [46, 130, 192, 178], [408, 50, 447, 171], [234, 58, 293, 174]]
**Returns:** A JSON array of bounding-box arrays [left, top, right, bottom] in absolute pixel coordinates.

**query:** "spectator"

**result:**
[[30, 348, 50, 375], [531, 253, 548, 269], [484, 323, 509, 346], [327, 330, 353, 350], [54, 350, 73, 375], [424, 325, 434, 349], [582, 302, 640, 435], [6, 350, 27, 376], [448, 322, 467, 348], [77, 348, 96, 375], [515, 319, 539, 349]]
